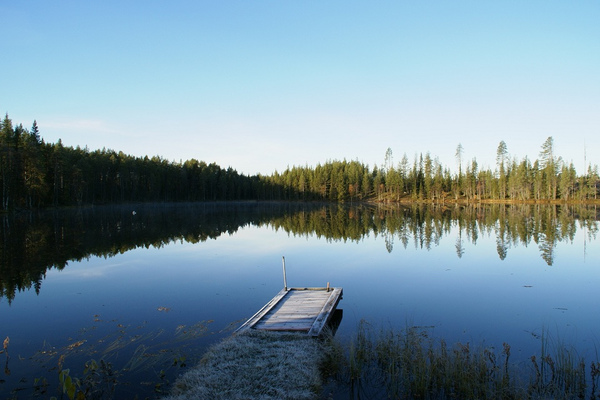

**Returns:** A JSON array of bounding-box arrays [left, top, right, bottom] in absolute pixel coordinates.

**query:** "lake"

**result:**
[[1, 202, 598, 398]]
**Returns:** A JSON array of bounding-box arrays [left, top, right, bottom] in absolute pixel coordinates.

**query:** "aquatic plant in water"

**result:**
[[57, 359, 118, 400], [329, 321, 598, 400]]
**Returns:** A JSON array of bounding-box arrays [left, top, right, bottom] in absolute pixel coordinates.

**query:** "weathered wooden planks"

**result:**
[[236, 287, 343, 337]]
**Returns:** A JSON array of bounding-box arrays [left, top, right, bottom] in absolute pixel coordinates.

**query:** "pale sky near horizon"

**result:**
[[2, 1, 599, 176]]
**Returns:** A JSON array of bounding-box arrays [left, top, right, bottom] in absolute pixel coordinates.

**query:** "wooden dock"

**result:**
[[236, 286, 343, 337]]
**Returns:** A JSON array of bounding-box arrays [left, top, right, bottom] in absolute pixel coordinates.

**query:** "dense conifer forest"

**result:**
[[1, 113, 598, 210]]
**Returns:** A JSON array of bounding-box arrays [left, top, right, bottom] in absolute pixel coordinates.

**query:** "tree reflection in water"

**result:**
[[1, 202, 598, 303]]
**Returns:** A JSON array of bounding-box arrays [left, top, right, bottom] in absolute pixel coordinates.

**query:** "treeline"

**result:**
[[0, 114, 261, 210], [1, 113, 598, 210], [272, 142, 599, 203]]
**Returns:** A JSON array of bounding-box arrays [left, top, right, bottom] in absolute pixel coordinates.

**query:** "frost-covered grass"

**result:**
[[165, 331, 326, 400]]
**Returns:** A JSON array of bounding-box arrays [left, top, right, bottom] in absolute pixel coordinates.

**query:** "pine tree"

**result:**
[[0, 114, 14, 210], [454, 143, 464, 199], [496, 141, 508, 199], [559, 162, 576, 201], [539, 137, 558, 200]]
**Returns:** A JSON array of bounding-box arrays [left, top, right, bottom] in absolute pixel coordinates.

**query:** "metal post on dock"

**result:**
[[282, 256, 288, 291]]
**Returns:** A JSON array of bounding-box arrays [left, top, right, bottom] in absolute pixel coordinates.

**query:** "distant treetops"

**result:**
[[1, 113, 598, 210]]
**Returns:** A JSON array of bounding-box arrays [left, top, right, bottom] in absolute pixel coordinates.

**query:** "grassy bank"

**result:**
[[165, 331, 327, 400]]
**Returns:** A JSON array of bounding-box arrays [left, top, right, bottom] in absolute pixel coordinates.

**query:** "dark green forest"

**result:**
[[1, 113, 598, 210]]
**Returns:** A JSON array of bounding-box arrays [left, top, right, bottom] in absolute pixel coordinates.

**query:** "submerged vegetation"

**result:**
[[1, 113, 598, 210], [4, 313, 212, 398]]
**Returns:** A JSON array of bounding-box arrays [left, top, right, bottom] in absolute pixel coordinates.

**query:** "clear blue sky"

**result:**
[[2, 1, 599, 175]]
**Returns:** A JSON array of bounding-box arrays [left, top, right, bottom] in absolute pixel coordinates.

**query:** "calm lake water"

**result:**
[[1, 202, 599, 398]]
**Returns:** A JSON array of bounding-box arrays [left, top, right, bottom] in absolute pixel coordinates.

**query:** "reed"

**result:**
[[329, 321, 598, 400], [528, 328, 588, 399], [2, 336, 9, 376], [1, 336, 8, 356], [334, 322, 517, 399]]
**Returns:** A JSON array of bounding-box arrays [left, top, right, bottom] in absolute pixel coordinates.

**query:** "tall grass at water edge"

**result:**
[[323, 321, 600, 400]]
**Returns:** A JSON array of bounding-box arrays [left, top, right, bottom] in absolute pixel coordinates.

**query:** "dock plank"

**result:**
[[307, 287, 343, 336], [236, 287, 343, 337]]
